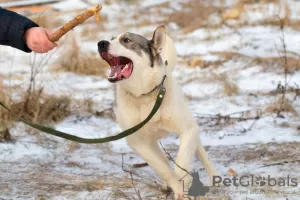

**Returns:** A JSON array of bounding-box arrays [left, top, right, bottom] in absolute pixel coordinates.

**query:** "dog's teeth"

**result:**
[[109, 73, 117, 79], [121, 64, 129, 72]]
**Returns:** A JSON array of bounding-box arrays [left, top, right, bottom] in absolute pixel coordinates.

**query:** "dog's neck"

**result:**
[[141, 82, 162, 96], [142, 75, 167, 96], [118, 62, 168, 98], [119, 74, 164, 98]]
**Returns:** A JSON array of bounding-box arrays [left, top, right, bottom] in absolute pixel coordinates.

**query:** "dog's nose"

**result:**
[[98, 40, 109, 52]]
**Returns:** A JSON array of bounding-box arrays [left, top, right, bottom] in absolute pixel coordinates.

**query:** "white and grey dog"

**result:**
[[98, 26, 218, 199]]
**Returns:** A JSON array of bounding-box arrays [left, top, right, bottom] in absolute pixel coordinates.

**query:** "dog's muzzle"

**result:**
[[97, 40, 134, 83]]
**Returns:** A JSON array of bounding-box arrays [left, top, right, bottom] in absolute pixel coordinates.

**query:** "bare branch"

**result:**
[[121, 154, 143, 200], [259, 159, 300, 168], [132, 163, 149, 168]]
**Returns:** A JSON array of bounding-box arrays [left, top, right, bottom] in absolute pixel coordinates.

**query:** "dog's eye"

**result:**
[[123, 38, 131, 43]]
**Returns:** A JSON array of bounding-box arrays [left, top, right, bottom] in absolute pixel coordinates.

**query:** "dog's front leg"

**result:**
[[174, 125, 199, 182], [126, 134, 184, 199]]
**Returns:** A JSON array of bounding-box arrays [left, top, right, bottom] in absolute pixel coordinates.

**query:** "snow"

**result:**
[[51, 0, 90, 11], [0, 0, 61, 9], [1, 0, 300, 200], [140, 0, 170, 8], [176, 25, 300, 58], [201, 117, 300, 146], [0, 141, 51, 162]]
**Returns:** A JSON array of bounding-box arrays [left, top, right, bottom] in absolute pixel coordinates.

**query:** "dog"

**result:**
[[98, 25, 218, 199]]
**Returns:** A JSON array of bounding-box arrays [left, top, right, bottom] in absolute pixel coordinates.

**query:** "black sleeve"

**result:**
[[0, 7, 39, 52]]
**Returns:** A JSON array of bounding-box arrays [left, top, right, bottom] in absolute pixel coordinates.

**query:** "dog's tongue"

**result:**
[[120, 63, 132, 78]]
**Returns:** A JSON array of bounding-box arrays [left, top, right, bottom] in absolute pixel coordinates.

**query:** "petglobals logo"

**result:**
[[213, 175, 298, 187], [180, 172, 299, 199]]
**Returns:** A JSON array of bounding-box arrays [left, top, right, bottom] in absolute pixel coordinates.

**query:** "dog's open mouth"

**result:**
[[101, 52, 133, 82]]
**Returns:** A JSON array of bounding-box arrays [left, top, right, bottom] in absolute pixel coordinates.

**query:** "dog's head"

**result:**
[[98, 26, 177, 94]]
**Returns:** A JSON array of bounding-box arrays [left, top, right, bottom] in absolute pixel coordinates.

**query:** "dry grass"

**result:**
[[55, 37, 108, 76], [0, 93, 11, 122], [10, 88, 71, 123], [166, 0, 295, 30], [211, 51, 248, 59], [125, 0, 221, 34], [85, 180, 105, 191], [240, 0, 293, 27], [186, 56, 205, 68], [265, 98, 298, 116], [211, 51, 300, 73], [241, 0, 277, 3], [66, 161, 83, 168], [223, 80, 239, 96], [0, 91, 12, 141], [167, 1, 219, 33], [253, 56, 300, 73], [0, 88, 71, 141], [214, 74, 239, 96], [67, 142, 81, 153], [222, 7, 244, 21], [184, 55, 226, 69], [128, 0, 295, 33], [71, 97, 95, 114]]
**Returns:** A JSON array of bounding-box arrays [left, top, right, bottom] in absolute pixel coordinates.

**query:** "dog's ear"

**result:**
[[151, 25, 166, 53]]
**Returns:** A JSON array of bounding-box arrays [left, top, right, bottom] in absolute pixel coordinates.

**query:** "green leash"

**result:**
[[0, 76, 166, 144]]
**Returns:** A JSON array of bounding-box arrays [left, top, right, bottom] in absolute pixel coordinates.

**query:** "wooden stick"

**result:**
[[49, 4, 102, 42]]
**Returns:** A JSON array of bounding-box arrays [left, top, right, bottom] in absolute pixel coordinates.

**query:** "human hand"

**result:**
[[24, 27, 57, 53]]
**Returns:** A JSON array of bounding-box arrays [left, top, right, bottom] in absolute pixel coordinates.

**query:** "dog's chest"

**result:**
[[129, 93, 161, 123], [123, 92, 161, 123], [115, 85, 168, 133], [139, 101, 160, 123]]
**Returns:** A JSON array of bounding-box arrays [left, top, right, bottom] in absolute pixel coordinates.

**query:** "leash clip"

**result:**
[[158, 75, 167, 98]]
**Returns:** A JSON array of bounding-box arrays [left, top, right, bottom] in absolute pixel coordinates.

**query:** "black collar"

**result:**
[[141, 75, 167, 96]]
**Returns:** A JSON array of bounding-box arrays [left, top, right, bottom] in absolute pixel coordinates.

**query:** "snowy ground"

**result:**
[[1, 0, 300, 199]]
